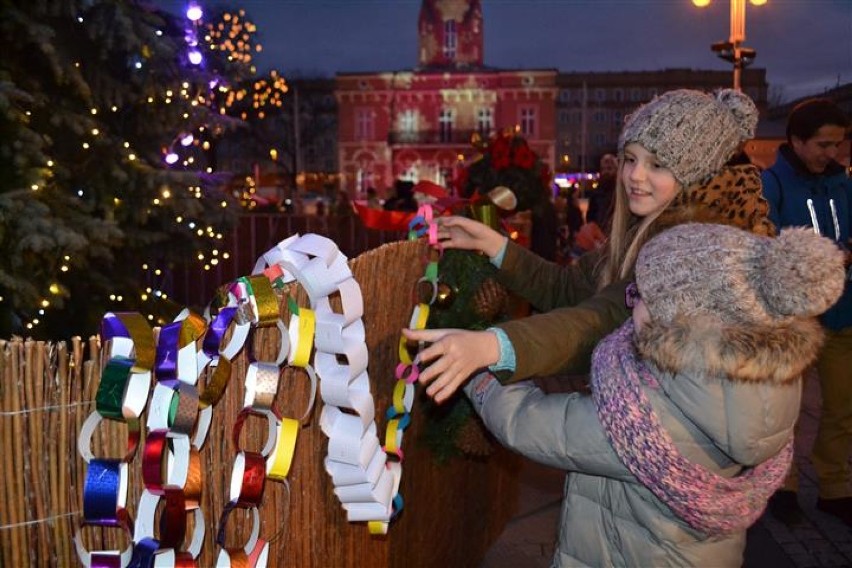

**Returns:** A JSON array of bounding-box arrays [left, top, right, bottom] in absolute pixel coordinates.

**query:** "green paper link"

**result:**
[[423, 262, 439, 283], [95, 357, 134, 420], [167, 389, 180, 427], [237, 276, 254, 296], [287, 295, 299, 316]]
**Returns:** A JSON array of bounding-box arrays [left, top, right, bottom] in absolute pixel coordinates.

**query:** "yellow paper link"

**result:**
[[248, 275, 280, 327], [179, 311, 207, 348], [267, 417, 299, 481], [292, 308, 316, 368], [384, 418, 401, 454], [199, 357, 233, 409], [414, 303, 429, 330], [392, 380, 408, 415], [398, 335, 412, 365], [117, 312, 155, 371], [368, 521, 388, 535]]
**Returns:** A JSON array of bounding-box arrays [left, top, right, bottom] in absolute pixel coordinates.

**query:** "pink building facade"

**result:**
[[336, 0, 557, 197]]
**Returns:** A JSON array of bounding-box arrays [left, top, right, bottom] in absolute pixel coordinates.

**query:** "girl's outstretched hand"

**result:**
[[402, 327, 500, 404], [437, 216, 507, 259]]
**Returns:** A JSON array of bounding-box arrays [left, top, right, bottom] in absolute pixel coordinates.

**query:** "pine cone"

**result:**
[[472, 278, 509, 321], [456, 416, 495, 457]]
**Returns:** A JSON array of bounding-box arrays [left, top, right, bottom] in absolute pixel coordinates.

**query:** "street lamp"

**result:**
[[693, 0, 766, 91]]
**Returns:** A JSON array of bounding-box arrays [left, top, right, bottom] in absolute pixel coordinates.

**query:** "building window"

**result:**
[[439, 108, 455, 143], [399, 109, 418, 141], [519, 107, 536, 137], [613, 89, 623, 102], [594, 110, 605, 123], [558, 110, 570, 124], [559, 90, 571, 102], [401, 164, 419, 183], [630, 88, 642, 102], [356, 164, 374, 192], [477, 107, 494, 135], [443, 19, 457, 60], [594, 133, 606, 146], [595, 88, 606, 102], [613, 111, 623, 125], [355, 108, 373, 140]]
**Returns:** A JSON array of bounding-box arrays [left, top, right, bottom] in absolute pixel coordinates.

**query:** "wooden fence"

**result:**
[[0, 239, 520, 567]]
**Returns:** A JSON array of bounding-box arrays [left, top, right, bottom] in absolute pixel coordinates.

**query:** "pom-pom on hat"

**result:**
[[635, 223, 845, 328], [618, 89, 758, 187]]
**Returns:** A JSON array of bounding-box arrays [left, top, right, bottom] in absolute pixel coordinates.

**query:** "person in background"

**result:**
[[366, 186, 382, 209], [586, 152, 618, 232], [464, 222, 844, 567], [332, 189, 354, 216], [762, 98, 852, 527], [383, 179, 418, 212], [403, 88, 775, 403]]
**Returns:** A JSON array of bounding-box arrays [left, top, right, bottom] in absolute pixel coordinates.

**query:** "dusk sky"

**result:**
[[164, 0, 851, 103]]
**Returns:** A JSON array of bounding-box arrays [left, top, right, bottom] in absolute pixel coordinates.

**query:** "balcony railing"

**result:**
[[387, 129, 481, 146]]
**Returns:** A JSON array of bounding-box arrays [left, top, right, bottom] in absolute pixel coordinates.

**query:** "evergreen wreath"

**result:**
[[421, 129, 553, 462]]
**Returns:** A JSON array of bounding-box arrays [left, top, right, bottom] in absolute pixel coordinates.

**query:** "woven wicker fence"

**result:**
[[0, 239, 520, 567]]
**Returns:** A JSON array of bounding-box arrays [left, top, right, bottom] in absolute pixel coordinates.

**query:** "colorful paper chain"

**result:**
[[76, 216, 439, 565]]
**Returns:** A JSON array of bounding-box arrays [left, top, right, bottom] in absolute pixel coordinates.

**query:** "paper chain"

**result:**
[[75, 205, 439, 565]]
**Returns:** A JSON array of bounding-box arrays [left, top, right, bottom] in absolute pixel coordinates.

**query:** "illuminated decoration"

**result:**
[[205, 9, 260, 66], [186, 3, 203, 22], [1, 0, 296, 336]]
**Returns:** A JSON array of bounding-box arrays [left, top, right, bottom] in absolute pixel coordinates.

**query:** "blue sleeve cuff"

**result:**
[[487, 327, 516, 372], [489, 239, 508, 268]]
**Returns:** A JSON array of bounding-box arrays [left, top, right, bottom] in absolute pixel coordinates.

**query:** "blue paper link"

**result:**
[[83, 459, 123, 525]]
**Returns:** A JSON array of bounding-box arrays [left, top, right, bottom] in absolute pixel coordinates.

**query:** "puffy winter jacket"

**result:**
[[467, 313, 820, 567]]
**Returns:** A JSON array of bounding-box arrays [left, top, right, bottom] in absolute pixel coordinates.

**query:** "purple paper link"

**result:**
[[154, 321, 182, 387], [90, 552, 123, 568], [100, 314, 130, 342], [127, 538, 159, 568], [203, 306, 237, 357]]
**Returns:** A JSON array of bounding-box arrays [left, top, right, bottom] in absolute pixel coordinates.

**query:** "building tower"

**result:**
[[418, 0, 483, 69]]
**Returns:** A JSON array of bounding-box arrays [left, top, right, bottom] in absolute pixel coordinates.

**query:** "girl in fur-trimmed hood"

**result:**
[[465, 222, 845, 567]]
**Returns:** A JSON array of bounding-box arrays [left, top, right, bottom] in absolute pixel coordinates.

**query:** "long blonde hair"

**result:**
[[597, 155, 682, 289]]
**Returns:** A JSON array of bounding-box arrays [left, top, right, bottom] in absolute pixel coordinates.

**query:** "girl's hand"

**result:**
[[402, 327, 500, 404], [436, 216, 507, 259]]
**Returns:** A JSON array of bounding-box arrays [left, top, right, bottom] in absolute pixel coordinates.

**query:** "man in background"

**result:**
[[762, 98, 852, 528]]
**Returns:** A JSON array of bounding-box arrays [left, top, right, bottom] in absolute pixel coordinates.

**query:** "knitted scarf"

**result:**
[[591, 320, 793, 537]]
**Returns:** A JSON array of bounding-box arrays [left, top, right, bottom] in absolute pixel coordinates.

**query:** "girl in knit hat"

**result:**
[[404, 88, 776, 403], [464, 222, 845, 567]]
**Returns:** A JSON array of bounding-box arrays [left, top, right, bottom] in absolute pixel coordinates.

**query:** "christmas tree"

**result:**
[[0, 1, 285, 339]]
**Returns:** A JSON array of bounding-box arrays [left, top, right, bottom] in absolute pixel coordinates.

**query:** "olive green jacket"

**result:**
[[494, 240, 629, 380]]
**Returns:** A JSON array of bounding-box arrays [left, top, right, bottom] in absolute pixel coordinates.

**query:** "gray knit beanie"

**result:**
[[619, 89, 758, 187], [635, 223, 845, 327]]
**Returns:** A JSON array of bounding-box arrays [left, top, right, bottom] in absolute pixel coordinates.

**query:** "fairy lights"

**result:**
[[7, 2, 291, 336]]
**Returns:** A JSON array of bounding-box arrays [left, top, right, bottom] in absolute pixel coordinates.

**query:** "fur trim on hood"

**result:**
[[635, 314, 825, 384]]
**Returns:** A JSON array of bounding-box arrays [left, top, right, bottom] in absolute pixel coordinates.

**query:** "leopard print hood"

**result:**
[[653, 164, 776, 237], [635, 314, 824, 385]]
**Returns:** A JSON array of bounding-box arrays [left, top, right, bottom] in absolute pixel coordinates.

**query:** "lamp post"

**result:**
[[693, 0, 766, 91]]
